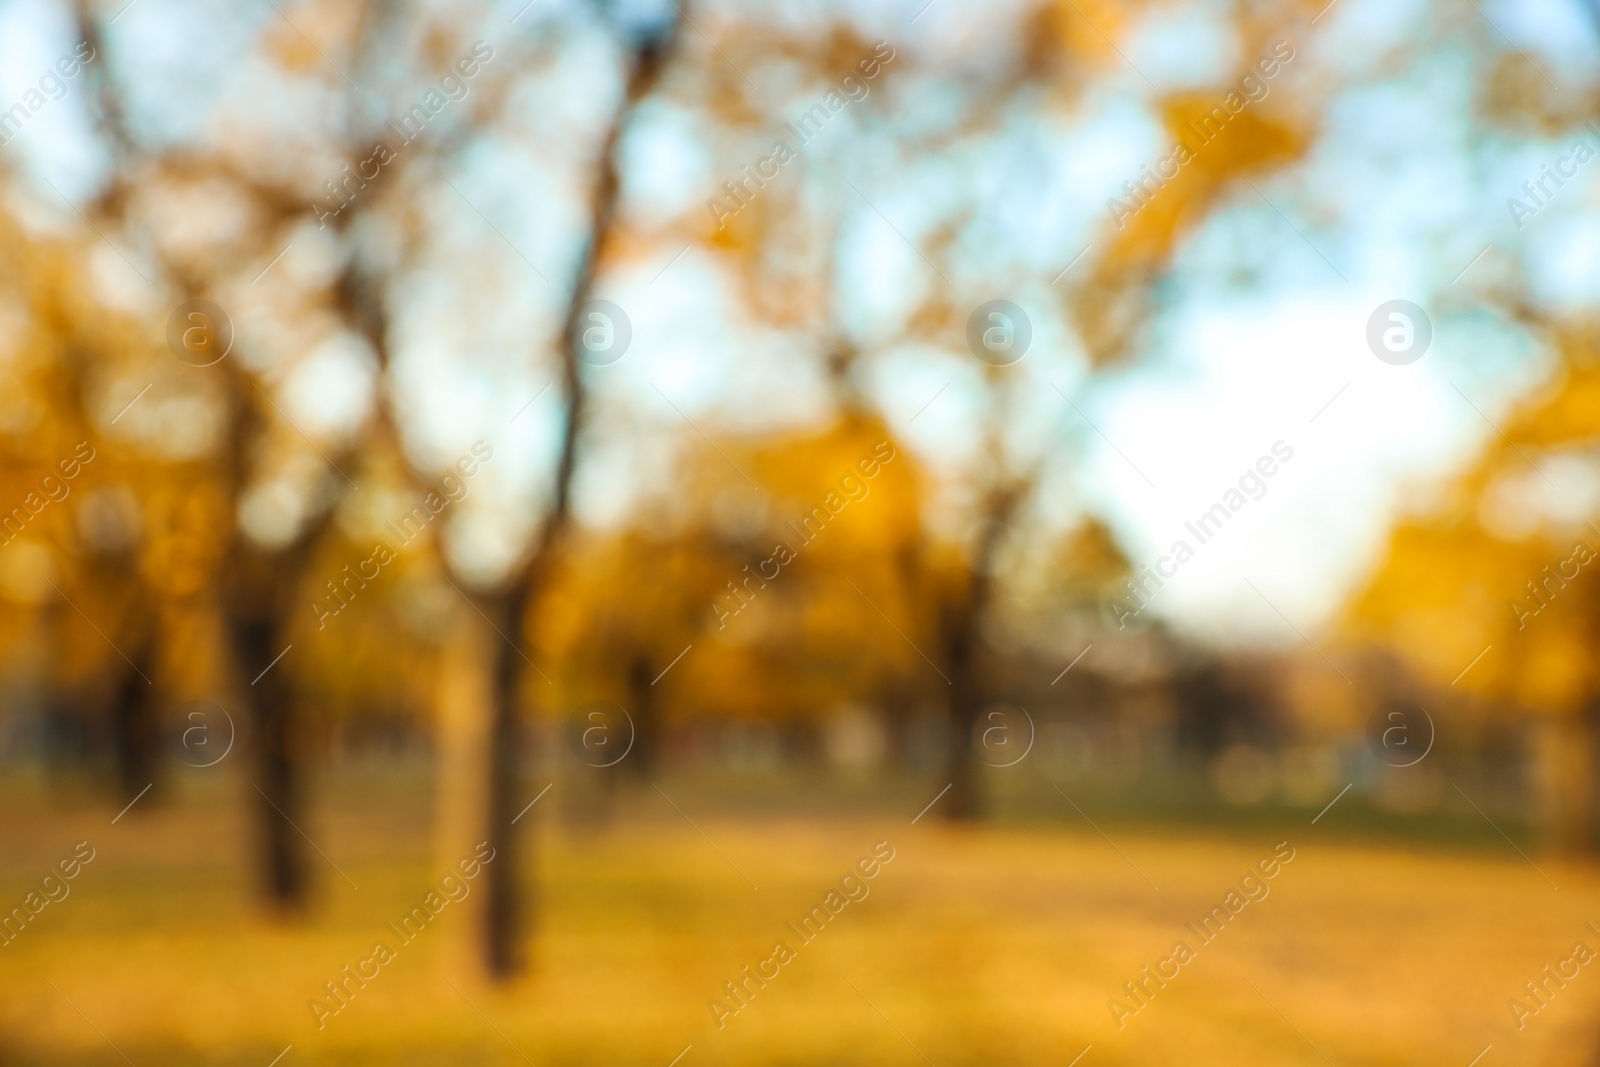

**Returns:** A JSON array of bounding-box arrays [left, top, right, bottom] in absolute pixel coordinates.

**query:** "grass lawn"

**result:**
[[1, 766, 1595, 1065]]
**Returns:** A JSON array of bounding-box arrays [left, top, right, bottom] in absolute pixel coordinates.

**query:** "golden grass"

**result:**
[[1, 772, 1597, 1065]]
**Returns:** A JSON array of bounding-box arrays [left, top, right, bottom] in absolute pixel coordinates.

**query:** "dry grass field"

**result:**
[[1, 768, 1596, 1066]]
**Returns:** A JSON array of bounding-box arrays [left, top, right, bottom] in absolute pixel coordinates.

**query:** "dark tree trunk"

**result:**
[[626, 651, 659, 777], [935, 483, 1025, 821], [224, 532, 324, 912], [110, 630, 159, 799], [233, 616, 307, 910], [482, 586, 529, 978]]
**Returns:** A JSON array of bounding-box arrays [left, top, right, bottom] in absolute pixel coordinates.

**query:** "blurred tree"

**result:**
[[455, 1, 689, 978], [545, 413, 926, 758], [689, 0, 1324, 817], [41, 0, 695, 975], [1346, 332, 1600, 852]]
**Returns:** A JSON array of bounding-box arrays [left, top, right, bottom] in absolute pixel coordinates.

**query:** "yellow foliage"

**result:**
[[1104, 100, 1307, 275], [1346, 338, 1600, 717], [540, 415, 929, 726]]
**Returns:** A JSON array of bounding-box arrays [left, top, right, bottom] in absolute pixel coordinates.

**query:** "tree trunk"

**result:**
[[109, 628, 159, 799], [934, 481, 1027, 820], [626, 650, 659, 777], [481, 585, 529, 978], [224, 533, 322, 913], [233, 616, 307, 910]]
